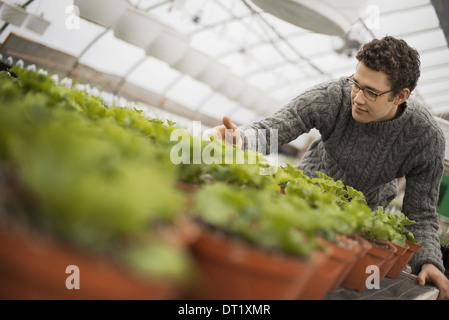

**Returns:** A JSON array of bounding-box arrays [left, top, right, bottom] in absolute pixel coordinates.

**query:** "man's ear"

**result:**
[[394, 88, 410, 105]]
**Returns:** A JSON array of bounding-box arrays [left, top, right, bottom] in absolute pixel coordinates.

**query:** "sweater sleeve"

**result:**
[[238, 77, 347, 153], [403, 131, 445, 274]]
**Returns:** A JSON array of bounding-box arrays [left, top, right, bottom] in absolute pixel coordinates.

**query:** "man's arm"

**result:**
[[236, 77, 349, 152], [403, 159, 444, 274], [402, 133, 448, 299]]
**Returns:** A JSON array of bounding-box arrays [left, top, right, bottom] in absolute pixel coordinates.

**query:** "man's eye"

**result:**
[[366, 90, 377, 98]]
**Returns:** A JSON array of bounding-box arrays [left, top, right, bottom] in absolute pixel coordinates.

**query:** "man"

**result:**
[[213, 36, 449, 299]]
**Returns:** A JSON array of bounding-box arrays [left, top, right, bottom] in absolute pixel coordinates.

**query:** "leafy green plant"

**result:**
[[441, 236, 449, 247], [227, 162, 414, 246], [0, 64, 419, 283], [193, 182, 319, 258], [176, 133, 275, 189], [374, 207, 416, 246], [0, 67, 193, 282], [191, 163, 392, 257]]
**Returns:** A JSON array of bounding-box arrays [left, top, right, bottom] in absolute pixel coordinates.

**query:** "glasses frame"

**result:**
[[347, 75, 393, 101]]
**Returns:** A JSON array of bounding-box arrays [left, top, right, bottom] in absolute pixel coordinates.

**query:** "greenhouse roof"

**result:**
[[1, 0, 448, 149]]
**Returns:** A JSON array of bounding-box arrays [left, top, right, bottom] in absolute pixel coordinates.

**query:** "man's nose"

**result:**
[[354, 89, 366, 104]]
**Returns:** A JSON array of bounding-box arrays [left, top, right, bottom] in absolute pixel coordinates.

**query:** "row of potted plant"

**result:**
[[0, 64, 421, 299], [0, 65, 198, 299], [182, 161, 421, 299]]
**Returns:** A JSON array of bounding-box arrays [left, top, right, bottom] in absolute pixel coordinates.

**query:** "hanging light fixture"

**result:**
[[195, 60, 229, 90], [145, 27, 189, 65], [215, 75, 246, 100], [250, 0, 367, 37], [0, 1, 28, 27], [113, 7, 162, 49], [74, 0, 129, 28], [237, 86, 261, 108], [23, 12, 50, 35], [171, 47, 211, 78]]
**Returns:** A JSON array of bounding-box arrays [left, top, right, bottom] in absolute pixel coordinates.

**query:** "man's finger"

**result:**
[[223, 116, 237, 130], [417, 271, 427, 286]]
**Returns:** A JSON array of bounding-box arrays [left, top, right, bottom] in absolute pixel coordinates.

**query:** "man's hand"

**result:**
[[417, 263, 449, 300], [207, 116, 242, 148]]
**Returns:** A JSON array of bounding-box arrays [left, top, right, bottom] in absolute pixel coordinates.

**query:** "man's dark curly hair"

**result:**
[[356, 36, 421, 96]]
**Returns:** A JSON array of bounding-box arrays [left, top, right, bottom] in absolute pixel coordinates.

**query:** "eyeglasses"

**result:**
[[347, 76, 392, 101]]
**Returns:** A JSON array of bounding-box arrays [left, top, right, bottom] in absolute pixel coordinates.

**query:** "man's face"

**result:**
[[350, 62, 399, 123]]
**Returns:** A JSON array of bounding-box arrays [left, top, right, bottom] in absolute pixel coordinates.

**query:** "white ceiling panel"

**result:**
[[420, 49, 449, 69], [79, 30, 146, 77], [127, 56, 181, 93], [402, 29, 447, 52], [366, 0, 430, 12], [231, 106, 259, 124], [166, 75, 213, 110], [191, 29, 238, 56], [287, 33, 339, 58], [377, 5, 440, 37], [197, 93, 239, 121], [418, 81, 449, 95], [420, 66, 449, 82]]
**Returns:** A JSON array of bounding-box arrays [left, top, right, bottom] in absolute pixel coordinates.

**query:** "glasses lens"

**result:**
[[348, 78, 377, 101], [364, 90, 377, 101]]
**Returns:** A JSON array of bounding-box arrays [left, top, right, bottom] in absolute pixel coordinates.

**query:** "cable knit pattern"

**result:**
[[239, 77, 445, 273]]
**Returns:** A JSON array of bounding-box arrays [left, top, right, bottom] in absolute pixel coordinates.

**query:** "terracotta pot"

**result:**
[[296, 248, 330, 300], [387, 240, 421, 279], [405, 239, 422, 253], [299, 235, 356, 300], [382, 241, 408, 279], [0, 223, 185, 300], [189, 227, 320, 300], [326, 234, 372, 293], [341, 239, 396, 292]]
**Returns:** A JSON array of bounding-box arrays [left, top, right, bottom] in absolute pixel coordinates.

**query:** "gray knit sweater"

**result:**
[[239, 77, 445, 274]]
